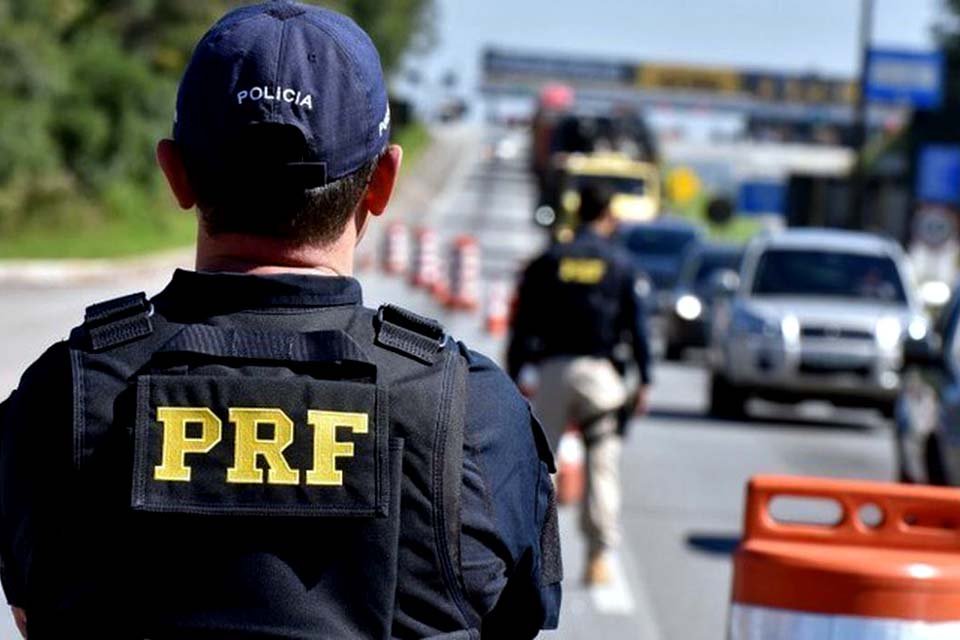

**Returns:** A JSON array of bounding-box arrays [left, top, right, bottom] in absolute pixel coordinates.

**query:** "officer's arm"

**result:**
[[623, 269, 653, 386], [458, 348, 561, 636], [0, 343, 72, 615], [506, 259, 543, 381]]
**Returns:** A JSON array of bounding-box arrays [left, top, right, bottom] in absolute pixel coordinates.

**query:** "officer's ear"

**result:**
[[157, 139, 197, 210], [362, 144, 403, 217]]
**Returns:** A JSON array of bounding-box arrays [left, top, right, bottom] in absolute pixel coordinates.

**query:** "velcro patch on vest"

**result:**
[[131, 376, 388, 517]]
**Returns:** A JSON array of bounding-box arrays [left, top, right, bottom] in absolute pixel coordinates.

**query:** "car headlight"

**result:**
[[780, 315, 800, 342], [876, 316, 903, 351], [907, 316, 929, 341], [920, 281, 951, 307], [675, 294, 703, 321]]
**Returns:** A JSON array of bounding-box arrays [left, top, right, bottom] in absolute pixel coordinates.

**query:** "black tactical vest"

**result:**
[[29, 293, 479, 639]]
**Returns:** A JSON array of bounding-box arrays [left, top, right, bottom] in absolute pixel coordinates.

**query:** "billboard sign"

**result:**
[[916, 144, 960, 206], [738, 180, 786, 217], [482, 48, 856, 107], [865, 49, 943, 109]]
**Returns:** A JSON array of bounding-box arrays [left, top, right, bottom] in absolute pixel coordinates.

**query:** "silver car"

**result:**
[[709, 228, 924, 420]]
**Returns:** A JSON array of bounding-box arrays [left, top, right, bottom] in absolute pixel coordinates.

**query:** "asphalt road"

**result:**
[[0, 125, 896, 639]]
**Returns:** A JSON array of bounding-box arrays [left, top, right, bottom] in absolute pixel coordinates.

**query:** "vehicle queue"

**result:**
[[526, 84, 956, 492]]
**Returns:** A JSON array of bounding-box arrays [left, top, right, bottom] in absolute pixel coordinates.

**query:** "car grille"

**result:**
[[801, 326, 874, 341], [798, 359, 872, 378]]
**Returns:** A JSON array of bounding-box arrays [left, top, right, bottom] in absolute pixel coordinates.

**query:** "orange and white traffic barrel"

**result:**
[[730, 475, 960, 639], [381, 222, 409, 276], [409, 226, 440, 289], [446, 235, 481, 311], [485, 281, 512, 337], [431, 254, 451, 306], [556, 428, 585, 506]]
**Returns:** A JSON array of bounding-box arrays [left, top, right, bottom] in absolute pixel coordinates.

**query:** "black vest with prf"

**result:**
[[28, 293, 479, 639]]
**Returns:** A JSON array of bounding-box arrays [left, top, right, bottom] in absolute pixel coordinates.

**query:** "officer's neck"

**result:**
[[195, 226, 356, 277], [587, 217, 617, 238]]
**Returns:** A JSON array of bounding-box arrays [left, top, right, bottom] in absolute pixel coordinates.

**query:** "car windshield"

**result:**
[[622, 227, 697, 256], [682, 250, 741, 287], [752, 249, 907, 303], [573, 175, 646, 196]]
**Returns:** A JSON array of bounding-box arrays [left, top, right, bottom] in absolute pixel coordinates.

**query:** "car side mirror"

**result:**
[[708, 269, 740, 298], [903, 333, 944, 370]]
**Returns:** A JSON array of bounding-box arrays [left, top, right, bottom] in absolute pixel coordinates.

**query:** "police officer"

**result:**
[[508, 184, 652, 586], [0, 2, 560, 637]]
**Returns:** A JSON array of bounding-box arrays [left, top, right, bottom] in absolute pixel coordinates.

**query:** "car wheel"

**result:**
[[925, 435, 949, 486], [664, 342, 684, 362], [708, 372, 748, 420]]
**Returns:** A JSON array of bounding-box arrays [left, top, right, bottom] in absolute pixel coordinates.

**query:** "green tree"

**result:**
[[0, 0, 433, 237]]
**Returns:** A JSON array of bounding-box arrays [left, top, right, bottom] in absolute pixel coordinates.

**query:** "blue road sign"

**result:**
[[916, 144, 960, 206], [738, 180, 785, 216], [866, 49, 943, 110]]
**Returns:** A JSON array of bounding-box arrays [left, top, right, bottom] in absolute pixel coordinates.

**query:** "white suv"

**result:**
[[709, 228, 925, 419]]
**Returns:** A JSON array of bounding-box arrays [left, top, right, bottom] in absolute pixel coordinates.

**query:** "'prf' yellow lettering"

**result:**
[[559, 258, 607, 284], [306, 410, 369, 486], [227, 408, 300, 485], [154, 407, 222, 482]]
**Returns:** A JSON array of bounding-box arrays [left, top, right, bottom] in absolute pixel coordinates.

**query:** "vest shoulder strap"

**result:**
[[80, 292, 154, 351], [374, 304, 447, 364]]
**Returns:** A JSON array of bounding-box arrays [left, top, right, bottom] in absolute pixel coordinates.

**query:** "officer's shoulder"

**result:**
[[6, 340, 71, 405], [67, 290, 156, 353], [453, 342, 529, 421]]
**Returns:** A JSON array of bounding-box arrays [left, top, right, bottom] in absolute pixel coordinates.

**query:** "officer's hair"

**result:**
[[187, 124, 382, 246], [578, 183, 616, 224]]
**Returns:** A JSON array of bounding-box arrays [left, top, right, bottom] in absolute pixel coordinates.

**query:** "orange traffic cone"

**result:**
[[381, 222, 409, 276], [409, 226, 440, 289], [556, 428, 585, 506], [729, 475, 960, 639], [446, 236, 481, 311], [485, 281, 512, 337]]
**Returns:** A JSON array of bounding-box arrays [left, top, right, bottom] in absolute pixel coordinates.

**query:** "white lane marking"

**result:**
[[615, 539, 665, 640], [585, 539, 664, 639], [590, 550, 635, 615]]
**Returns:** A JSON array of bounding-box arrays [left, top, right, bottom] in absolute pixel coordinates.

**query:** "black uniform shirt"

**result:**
[[508, 228, 652, 384], [0, 270, 560, 636]]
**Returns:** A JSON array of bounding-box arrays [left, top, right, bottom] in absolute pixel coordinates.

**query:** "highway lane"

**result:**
[[0, 125, 897, 639]]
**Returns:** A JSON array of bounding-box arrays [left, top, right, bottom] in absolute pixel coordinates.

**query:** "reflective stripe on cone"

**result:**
[[730, 604, 960, 639], [729, 475, 960, 640]]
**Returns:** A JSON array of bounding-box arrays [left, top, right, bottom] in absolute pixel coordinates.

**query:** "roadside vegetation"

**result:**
[[0, 0, 433, 259]]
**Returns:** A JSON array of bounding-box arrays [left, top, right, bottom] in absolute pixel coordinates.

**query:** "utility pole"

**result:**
[[849, 0, 874, 229]]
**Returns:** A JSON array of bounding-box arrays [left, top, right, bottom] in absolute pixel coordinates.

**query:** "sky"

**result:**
[[405, 0, 943, 99]]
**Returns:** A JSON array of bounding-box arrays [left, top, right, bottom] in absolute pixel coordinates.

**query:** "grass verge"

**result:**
[[670, 192, 764, 245], [0, 123, 432, 259]]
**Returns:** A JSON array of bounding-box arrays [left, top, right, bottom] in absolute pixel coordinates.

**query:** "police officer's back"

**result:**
[[0, 3, 560, 638], [507, 184, 651, 585], [508, 187, 653, 407]]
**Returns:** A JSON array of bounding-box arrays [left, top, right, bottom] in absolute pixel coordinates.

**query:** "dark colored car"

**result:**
[[663, 243, 742, 360], [618, 218, 703, 316], [895, 288, 960, 485]]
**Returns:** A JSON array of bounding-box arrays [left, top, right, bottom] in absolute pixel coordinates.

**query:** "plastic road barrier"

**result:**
[[729, 475, 960, 639]]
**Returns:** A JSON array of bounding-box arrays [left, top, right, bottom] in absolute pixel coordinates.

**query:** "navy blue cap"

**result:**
[[174, 1, 390, 185]]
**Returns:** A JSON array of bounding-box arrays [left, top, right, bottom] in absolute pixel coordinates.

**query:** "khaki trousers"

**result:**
[[534, 356, 626, 555]]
